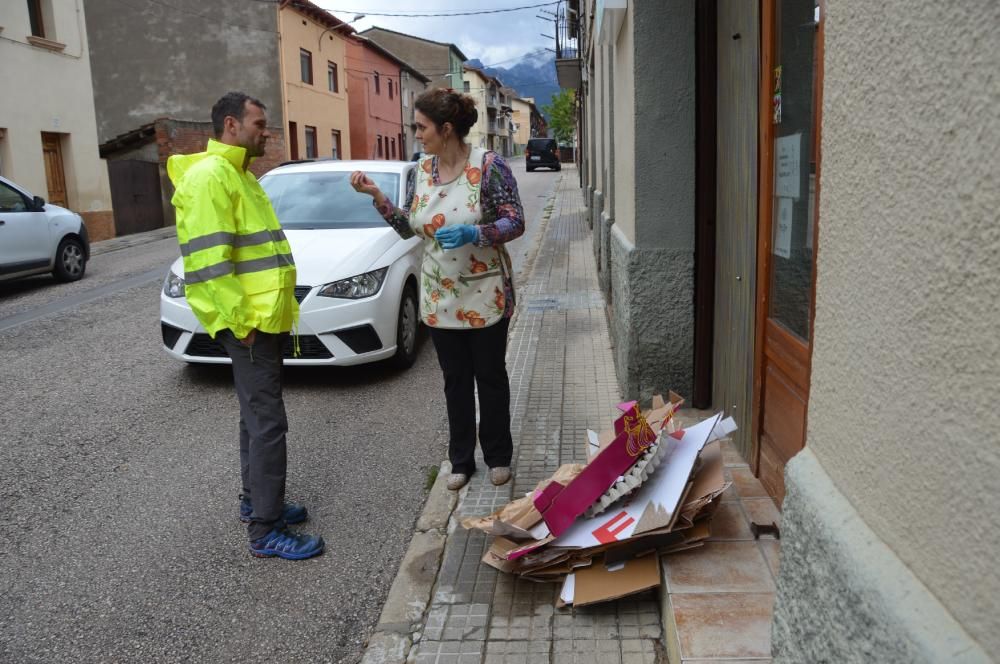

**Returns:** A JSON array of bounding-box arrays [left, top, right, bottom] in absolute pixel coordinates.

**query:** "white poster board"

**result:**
[[774, 198, 793, 259], [775, 133, 802, 200]]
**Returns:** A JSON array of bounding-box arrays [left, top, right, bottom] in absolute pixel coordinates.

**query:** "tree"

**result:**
[[542, 89, 576, 145]]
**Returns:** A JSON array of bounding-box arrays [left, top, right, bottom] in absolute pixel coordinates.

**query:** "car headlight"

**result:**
[[317, 267, 388, 299], [163, 270, 186, 298]]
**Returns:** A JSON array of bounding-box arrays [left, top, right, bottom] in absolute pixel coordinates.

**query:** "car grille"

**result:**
[[185, 333, 333, 359], [294, 286, 312, 303]]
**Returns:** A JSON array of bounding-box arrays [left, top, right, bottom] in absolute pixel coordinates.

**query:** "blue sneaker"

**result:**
[[249, 528, 325, 560], [239, 497, 308, 525]]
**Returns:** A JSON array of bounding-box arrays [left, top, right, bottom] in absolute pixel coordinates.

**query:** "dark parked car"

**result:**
[[525, 138, 561, 172]]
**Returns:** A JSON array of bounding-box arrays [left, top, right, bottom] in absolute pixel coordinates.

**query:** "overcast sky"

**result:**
[[319, 0, 559, 69]]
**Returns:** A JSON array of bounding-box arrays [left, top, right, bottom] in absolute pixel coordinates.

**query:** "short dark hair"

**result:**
[[211, 92, 266, 138]]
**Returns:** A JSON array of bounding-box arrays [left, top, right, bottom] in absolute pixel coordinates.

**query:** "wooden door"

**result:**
[[712, 0, 760, 459], [41, 132, 67, 207], [108, 160, 165, 235], [752, 0, 825, 503]]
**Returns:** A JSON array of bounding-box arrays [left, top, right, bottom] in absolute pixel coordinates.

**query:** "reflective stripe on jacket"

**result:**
[[167, 139, 297, 339]]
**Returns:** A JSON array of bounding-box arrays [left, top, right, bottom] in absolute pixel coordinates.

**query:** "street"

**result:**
[[0, 158, 556, 664]]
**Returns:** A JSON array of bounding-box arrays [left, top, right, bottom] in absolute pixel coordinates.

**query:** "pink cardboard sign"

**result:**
[[532, 402, 656, 537]]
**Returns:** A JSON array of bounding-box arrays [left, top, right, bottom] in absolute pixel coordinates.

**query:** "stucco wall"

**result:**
[[345, 41, 404, 160], [401, 74, 426, 158], [790, 0, 1000, 653], [0, 0, 111, 214], [361, 29, 449, 84], [84, 0, 281, 143], [463, 70, 491, 150], [612, 8, 635, 242], [605, 1, 696, 402], [279, 8, 351, 160]]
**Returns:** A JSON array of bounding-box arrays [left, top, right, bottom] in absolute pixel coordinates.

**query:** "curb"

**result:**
[[360, 461, 459, 664], [91, 226, 177, 257]]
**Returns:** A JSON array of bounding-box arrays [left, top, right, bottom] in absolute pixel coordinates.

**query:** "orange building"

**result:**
[[345, 36, 408, 160], [278, 0, 353, 161]]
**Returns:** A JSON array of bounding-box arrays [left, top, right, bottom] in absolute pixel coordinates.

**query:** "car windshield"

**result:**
[[260, 170, 400, 229]]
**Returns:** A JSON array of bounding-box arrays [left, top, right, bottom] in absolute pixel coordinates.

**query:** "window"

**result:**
[[331, 130, 342, 159], [377, 135, 383, 158], [390, 137, 396, 160], [403, 88, 409, 108], [27, 0, 45, 37], [463, 80, 470, 93], [0, 181, 29, 212], [288, 121, 299, 160], [327, 61, 339, 93], [388, 79, 394, 100], [374, 72, 381, 94], [300, 49, 313, 85], [304, 126, 317, 159]]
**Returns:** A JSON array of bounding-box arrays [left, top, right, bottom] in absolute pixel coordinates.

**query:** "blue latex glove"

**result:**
[[435, 224, 480, 250]]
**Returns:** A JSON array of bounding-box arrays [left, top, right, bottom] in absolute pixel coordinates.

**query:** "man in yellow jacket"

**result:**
[[168, 92, 324, 560]]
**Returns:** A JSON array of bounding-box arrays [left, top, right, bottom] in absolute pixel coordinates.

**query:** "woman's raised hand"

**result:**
[[350, 171, 381, 198]]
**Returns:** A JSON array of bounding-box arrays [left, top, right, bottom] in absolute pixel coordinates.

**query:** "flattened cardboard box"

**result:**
[[558, 554, 661, 607], [466, 403, 737, 606]]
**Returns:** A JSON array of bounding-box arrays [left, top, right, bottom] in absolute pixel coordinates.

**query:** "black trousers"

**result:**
[[219, 330, 289, 540], [429, 317, 513, 476]]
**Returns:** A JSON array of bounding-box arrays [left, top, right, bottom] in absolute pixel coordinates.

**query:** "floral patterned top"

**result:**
[[374, 150, 525, 320]]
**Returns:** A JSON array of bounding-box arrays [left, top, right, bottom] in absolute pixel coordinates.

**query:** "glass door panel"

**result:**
[[768, 0, 820, 341]]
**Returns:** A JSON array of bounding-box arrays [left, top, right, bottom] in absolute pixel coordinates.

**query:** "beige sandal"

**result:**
[[446, 473, 469, 491], [489, 467, 512, 486]]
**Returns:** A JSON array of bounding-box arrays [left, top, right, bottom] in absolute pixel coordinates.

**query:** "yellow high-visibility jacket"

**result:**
[[167, 139, 297, 339]]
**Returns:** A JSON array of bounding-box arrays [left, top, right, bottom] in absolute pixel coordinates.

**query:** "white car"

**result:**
[[0, 175, 89, 283], [160, 159, 422, 368]]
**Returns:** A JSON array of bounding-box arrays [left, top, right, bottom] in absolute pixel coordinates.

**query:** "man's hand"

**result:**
[[435, 225, 480, 250], [239, 329, 257, 347]]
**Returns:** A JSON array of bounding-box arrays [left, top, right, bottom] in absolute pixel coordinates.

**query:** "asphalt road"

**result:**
[[0, 157, 557, 663]]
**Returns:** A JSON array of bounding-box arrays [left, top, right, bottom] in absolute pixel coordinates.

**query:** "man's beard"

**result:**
[[244, 140, 266, 158]]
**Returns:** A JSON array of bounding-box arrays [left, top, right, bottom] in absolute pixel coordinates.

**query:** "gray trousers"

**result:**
[[219, 329, 288, 540]]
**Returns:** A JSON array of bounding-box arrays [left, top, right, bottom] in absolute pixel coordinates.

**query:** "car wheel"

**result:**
[[53, 237, 87, 282], [555, 164, 562, 172], [390, 283, 419, 369], [526, 166, 534, 172]]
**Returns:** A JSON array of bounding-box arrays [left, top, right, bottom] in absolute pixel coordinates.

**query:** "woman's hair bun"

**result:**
[[415, 88, 479, 140]]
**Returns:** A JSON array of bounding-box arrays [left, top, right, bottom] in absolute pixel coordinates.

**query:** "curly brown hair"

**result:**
[[415, 88, 478, 140]]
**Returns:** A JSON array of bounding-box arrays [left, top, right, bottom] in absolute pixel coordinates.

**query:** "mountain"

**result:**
[[466, 51, 560, 120]]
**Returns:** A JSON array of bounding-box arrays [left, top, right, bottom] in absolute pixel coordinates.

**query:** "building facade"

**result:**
[[360, 27, 466, 91], [510, 98, 531, 153], [567, 0, 996, 660], [462, 66, 492, 151], [345, 37, 405, 160], [400, 66, 430, 160], [278, 0, 352, 161], [511, 96, 546, 154], [0, 0, 113, 239], [84, 0, 284, 233]]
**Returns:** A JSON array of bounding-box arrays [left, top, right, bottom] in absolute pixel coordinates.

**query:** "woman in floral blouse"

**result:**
[[350, 88, 525, 491]]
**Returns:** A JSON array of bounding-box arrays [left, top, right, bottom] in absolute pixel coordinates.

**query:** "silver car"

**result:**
[[0, 175, 89, 283]]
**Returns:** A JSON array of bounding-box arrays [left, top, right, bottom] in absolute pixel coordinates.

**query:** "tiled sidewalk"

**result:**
[[408, 168, 781, 663], [411, 171, 659, 664]]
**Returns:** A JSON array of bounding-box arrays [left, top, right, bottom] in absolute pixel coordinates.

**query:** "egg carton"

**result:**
[[583, 431, 670, 518]]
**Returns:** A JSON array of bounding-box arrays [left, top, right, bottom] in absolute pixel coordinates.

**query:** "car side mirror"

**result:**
[[32, 195, 46, 210]]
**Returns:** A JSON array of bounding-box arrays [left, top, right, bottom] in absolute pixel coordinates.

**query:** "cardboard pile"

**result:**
[[462, 395, 737, 607]]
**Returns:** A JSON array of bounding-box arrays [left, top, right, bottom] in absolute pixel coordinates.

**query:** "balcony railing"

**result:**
[[554, 2, 582, 89]]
